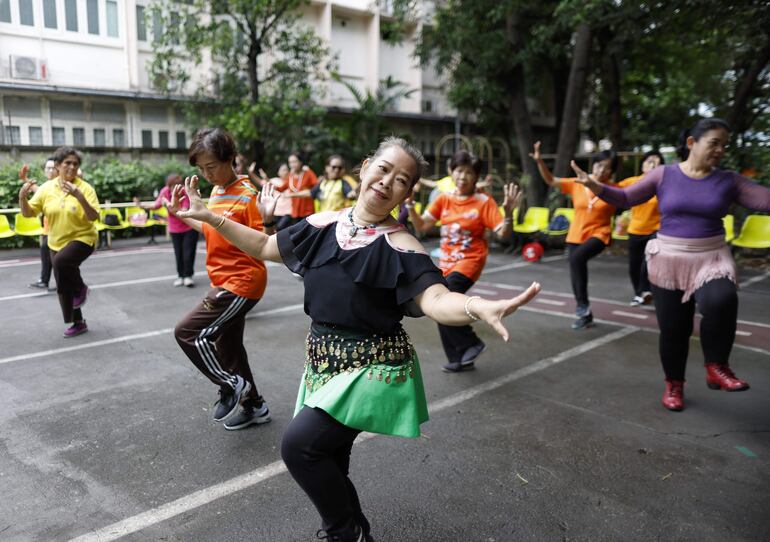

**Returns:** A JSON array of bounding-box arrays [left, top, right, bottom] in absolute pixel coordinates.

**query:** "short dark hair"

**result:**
[[642, 150, 665, 165], [327, 154, 346, 168], [289, 151, 306, 164], [53, 146, 82, 166], [676, 118, 731, 160], [449, 150, 483, 176], [369, 136, 428, 186], [594, 149, 619, 173], [188, 128, 237, 167]]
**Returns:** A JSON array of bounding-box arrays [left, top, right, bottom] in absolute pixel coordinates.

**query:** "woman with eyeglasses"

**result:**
[[18, 147, 100, 337]]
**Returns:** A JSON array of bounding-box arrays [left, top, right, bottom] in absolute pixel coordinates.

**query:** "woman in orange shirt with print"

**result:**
[[275, 151, 318, 230], [166, 128, 273, 431], [617, 150, 664, 306], [408, 150, 520, 372], [531, 142, 618, 330]]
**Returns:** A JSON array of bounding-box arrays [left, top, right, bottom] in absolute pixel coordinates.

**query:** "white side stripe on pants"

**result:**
[[194, 294, 248, 390]]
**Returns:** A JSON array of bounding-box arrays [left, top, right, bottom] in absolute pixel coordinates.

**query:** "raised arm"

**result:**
[[529, 141, 561, 187], [734, 173, 770, 211], [406, 195, 436, 234], [416, 281, 541, 341], [176, 176, 283, 262], [18, 165, 39, 217], [572, 162, 661, 208]]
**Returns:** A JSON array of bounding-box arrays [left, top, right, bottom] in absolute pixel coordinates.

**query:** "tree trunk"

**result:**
[[605, 52, 623, 149], [505, 14, 546, 206], [554, 23, 593, 177], [725, 40, 770, 135], [247, 40, 265, 165]]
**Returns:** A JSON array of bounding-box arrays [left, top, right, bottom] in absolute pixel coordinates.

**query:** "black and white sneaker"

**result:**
[[571, 313, 594, 330], [213, 376, 251, 422], [224, 402, 271, 431], [629, 295, 644, 306]]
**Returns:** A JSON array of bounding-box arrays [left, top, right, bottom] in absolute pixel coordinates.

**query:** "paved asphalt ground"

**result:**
[[0, 236, 768, 542]]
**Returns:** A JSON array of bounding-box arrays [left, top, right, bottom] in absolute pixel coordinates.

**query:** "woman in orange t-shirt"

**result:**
[[166, 127, 273, 431], [275, 152, 318, 229], [617, 150, 664, 306], [531, 142, 618, 329], [408, 150, 520, 372]]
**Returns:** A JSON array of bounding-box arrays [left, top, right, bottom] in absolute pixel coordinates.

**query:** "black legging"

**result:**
[[651, 278, 738, 381], [628, 232, 655, 296], [170, 229, 198, 278], [50, 240, 94, 323], [567, 237, 606, 315], [438, 271, 481, 363], [40, 234, 52, 284], [281, 407, 370, 538]]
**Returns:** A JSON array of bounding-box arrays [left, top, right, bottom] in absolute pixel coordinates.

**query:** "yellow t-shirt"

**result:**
[[618, 175, 660, 235], [436, 176, 456, 193], [27, 178, 100, 251]]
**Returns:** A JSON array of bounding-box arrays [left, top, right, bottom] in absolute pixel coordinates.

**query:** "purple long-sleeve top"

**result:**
[[598, 165, 770, 238]]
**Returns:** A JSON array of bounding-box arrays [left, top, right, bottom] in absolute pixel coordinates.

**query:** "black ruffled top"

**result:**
[[277, 219, 447, 332]]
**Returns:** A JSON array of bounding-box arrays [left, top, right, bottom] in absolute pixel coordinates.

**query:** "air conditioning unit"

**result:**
[[10, 56, 48, 81]]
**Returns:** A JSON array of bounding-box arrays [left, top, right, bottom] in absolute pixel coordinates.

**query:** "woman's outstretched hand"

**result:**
[[471, 281, 541, 341], [258, 182, 279, 222], [570, 161, 604, 194], [173, 176, 213, 223], [528, 141, 542, 161], [501, 182, 522, 215]]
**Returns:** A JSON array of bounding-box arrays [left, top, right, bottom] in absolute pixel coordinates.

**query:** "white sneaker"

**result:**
[[173, 277, 184, 287], [629, 295, 644, 306], [183, 276, 195, 287]]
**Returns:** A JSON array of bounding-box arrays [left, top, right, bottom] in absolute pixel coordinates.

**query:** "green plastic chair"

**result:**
[[0, 215, 16, 238], [100, 208, 129, 230], [723, 214, 735, 243], [547, 208, 575, 236], [514, 207, 550, 234], [732, 215, 770, 249], [13, 213, 45, 236]]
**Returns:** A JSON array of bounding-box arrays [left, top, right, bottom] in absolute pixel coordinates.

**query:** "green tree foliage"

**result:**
[[148, 0, 332, 168]]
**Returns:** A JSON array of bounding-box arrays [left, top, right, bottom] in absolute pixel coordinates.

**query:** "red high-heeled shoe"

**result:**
[[705, 364, 750, 391]]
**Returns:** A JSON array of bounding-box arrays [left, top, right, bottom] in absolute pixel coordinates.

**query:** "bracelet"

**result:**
[[213, 215, 226, 230], [263, 220, 276, 228], [464, 295, 481, 321]]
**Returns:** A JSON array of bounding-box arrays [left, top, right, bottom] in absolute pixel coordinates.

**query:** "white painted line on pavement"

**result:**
[[67, 326, 635, 542], [739, 270, 770, 288], [533, 298, 566, 307], [483, 254, 566, 274], [611, 310, 648, 320], [735, 330, 752, 337], [0, 304, 304, 366], [469, 288, 497, 296], [738, 319, 770, 329]]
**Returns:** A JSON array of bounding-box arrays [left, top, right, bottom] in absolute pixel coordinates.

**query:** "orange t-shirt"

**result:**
[[560, 178, 615, 245], [280, 169, 319, 218], [203, 176, 267, 300], [426, 191, 504, 282], [618, 175, 660, 235]]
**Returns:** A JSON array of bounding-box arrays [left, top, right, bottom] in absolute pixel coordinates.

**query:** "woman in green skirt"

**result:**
[[175, 136, 541, 542]]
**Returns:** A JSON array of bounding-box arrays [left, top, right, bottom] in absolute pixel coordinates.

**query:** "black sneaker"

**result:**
[[28, 280, 49, 290], [571, 313, 594, 330], [442, 340, 487, 373], [224, 403, 271, 431], [213, 377, 251, 422]]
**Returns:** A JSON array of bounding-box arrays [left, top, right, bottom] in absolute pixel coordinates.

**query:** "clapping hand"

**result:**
[[501, 183, 522, 215], [18, 165, 37, 197], [472, 282, 541, 341]]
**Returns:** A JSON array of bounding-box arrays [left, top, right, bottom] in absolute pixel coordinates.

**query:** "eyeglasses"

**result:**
[[328, 165, 343, 170]]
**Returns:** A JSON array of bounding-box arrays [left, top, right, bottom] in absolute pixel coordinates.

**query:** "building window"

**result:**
[[106, 0, 118, 37], [86, 0, 99, 34], [0, 0, 11, 23], [141, 130, 153, 147], [19, 0, 34, 25], [158, 131, 169, 149], [176, 131, 186, 149], [72, 127, 85, 146], [93, 128, 106, 146], [4, 126, 21, 145], [113, 128, 125, 147], [52, 127, 66, 145], [50, 100, 85, 121], [43, 0, 56, 28], [29, 126, 43, 145], [65, 0, 78, 31], [152, 10, 162, 43], [136, 5, 146, 41]]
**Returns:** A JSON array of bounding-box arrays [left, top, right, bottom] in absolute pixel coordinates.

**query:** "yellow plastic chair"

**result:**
[[0, 215, 16, 238], [547, 208, 575, 236], [514, 207, 550, 234], [124, 206, 154, 228], [100, 209, 129, 230], [611, 211, 632, 241], [723, 214, 735, 243], [732, 215, 770, 249], [13, 213, 45, 236]]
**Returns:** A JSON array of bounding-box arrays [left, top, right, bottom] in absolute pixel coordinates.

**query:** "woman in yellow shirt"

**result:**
[[18, 147, 100, 337]]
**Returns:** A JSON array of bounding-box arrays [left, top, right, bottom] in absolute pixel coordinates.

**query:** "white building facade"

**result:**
[[0, 0, 456, 161]]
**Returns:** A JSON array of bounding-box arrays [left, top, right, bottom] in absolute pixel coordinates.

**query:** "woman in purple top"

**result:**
[[571, 118, 770, 412], [136, 173, 198, 287]]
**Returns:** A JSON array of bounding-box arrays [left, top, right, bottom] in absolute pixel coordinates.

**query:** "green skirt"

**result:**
[[294, 323, 429, 438]]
